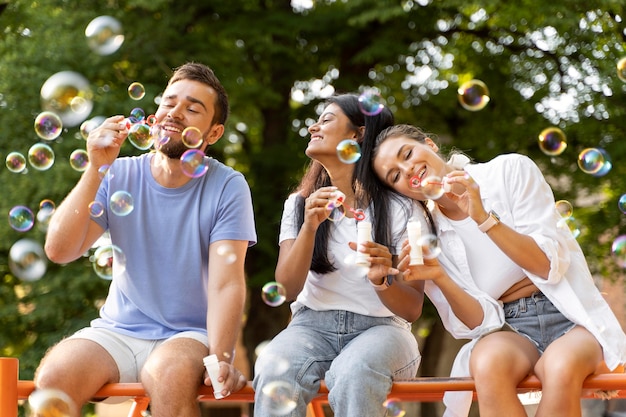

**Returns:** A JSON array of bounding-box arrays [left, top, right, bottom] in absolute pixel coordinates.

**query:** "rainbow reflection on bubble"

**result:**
[[383, 398, 406, 417], [336, 139, 361, 164], [69, 149, 89, 172], [611, 235, 626, 268], [34, 111, 63, 141], [110, 190, 134, 216], [89, 201, 105, 218], [127, 123, 153, 150], [261, 282, 287, 307], [28, 143, 55, 171], [538, 127, 567, 156], [358, 89, 385, 116], [591, 148, 612, 177], [6, 152, 26, 173], [458, 79, 490, 111], [619, 194, 626, 215], [577, 148, 605, 175], [182, 126, 203, 148], [181, 149, 209, 178], [555, 200, 573, 219], [8, 205, 35, 232], [128, 82, 146, 100]]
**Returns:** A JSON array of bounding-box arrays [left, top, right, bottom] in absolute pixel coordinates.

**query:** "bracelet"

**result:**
[[369, 275, 393, 291]]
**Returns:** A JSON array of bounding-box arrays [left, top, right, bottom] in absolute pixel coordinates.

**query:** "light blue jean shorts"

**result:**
[[502, 291, 576, 354]]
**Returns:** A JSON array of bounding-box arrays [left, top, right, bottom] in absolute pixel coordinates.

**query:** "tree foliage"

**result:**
[[1, 0, 625, 405]]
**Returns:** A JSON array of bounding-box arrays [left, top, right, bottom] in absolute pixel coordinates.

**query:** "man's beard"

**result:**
[[158, 137, 206, 160]]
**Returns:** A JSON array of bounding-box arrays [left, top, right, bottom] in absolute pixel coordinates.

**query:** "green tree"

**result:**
[[1, 1, 625, 415]]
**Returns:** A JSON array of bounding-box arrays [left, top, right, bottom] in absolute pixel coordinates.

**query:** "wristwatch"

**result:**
[[370, 275, 394, 291], [478, 210, 500, 233]]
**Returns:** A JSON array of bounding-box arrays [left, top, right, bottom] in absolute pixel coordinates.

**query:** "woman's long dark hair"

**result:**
[[292, 93, 396, 274]]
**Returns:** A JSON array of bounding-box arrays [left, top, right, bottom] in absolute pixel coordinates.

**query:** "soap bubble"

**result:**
[[128, 107, 146, 123], [458, 79, 490, 111], [180, 149, 209, 178], [555, 200, 573, 218], [9, 239, 47, 282], [618, 194, 626, 215], [419, 233, 441, 259], [577, 148, 605, 174], [336, 139, 361, 164], [127, 123, 153, 150], [383, 398, 406, 417], [182, 126, 203, 148], [28, 143, 55, 171], [88, 201, 105, 218], [6, 152, 26, 173], [34, 111, 63, 141], [69, 149, 89, 172], [420, 176, 445, 200], [28, 388, 74, 417], [40, 71, 93, 127], [259, 380, 297, 415], [91, 244, 126, 280], [590, 148, 612, 177], [557, 216, 581, 239], [611, 235, 626, 268], [617, 57, 626, 83], [80, 116, 105, 140], [8, 205, 35, 232], [85, 15, 124, 56], [128, 82, 146, 100], [261, 282, 287, 307], [538, 127, 567, 156], [358, 89, 385, 116], [110, 190, 134, 216]]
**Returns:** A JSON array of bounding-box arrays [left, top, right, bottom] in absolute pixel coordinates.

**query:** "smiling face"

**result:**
[[373, 135, 445, 199], [305, 103, 361, 164], [154, 79, 224, 159]]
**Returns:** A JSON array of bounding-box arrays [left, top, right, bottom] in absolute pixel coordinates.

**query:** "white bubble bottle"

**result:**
[[203, 354, 225, 399]]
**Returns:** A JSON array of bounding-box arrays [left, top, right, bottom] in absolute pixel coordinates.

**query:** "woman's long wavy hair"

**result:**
[[292, 93, 404, 274]]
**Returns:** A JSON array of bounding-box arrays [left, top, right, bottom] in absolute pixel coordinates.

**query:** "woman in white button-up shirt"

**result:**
[[368, 123, 626, 417]]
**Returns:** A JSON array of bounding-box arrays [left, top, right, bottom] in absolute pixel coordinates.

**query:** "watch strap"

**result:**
[[478, 210, 500, 233]]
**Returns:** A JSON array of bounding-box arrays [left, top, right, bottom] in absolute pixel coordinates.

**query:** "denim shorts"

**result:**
[[502, 291, 576, 354]]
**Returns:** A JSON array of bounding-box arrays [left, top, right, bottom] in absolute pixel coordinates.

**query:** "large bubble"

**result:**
[[9, 239, 47, 282], [28, 388, 75, 417], [85, 15, 124, 56], [40, 71, 94, 127]]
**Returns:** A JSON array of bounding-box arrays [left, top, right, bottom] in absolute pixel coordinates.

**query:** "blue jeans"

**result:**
[[503, 291, 576, 354], [252, 307, 420, 417]]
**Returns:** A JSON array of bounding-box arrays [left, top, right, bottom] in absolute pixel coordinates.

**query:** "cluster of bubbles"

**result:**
[[555, 199, 582, 239], [333, 89, 386, 165], [7, 200, 56, 281]]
